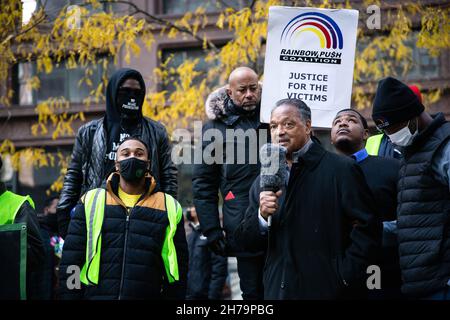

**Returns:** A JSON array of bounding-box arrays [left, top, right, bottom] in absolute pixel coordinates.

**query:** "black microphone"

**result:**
[[260, 143, 288, 227]]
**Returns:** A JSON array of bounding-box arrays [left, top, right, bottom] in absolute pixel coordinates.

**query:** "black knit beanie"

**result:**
[[372, 77, 424, 129]]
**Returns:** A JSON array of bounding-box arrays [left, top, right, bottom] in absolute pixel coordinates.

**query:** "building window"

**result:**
[[36, 0, 123, 21], [400, 44, 440, 80], [0, 147, 71, 212], [162, 0, 253, 15], [13, 58, 114, 106], [15, 147, 72, 212], [17, 62, 34, 105], [37, 64, 66, 103]]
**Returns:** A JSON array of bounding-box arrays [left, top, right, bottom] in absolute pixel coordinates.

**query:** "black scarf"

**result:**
[[225, 97, 260, 118]]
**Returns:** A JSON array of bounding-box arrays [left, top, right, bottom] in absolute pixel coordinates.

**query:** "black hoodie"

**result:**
[[56, 69, 177, 238], [104, 68, 147, 175]]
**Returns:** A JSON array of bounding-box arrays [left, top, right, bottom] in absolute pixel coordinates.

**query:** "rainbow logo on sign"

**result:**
[[280, 12, 344, 49]]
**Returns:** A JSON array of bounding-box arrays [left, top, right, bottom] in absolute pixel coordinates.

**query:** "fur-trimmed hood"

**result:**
[[204, 83, 263, 120], [205, 86, 229, 120]]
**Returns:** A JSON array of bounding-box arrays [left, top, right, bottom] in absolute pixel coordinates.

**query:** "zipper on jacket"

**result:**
[[118, 209, 131, 300]]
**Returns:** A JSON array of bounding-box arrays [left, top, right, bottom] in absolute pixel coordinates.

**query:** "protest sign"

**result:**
[[261, 6, 359, 128]]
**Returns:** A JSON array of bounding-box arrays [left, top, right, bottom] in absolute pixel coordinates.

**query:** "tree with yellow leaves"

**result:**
[[0, 0, 448, 193]]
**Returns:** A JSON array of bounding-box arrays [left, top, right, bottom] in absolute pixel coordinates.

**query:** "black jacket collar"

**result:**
[[220, 97, 260, 126], [280, 140, 326, 226], [106, 172, 158, 206], [294, 138, 326, 170]]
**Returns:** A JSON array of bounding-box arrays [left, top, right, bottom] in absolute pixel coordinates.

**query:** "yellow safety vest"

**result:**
[[0, 191, 35, 225], [366, 134, 384, 156], [80, 188, 182, 285]]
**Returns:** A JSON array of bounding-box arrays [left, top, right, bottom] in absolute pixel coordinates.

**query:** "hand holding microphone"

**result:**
[[260, 190, 282, 225], [259, 143, 287, 228]]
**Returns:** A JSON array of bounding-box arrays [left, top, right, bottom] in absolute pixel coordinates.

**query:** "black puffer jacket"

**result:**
[[58, 173, 188, 300], [397, 113, 450, 297], [57, 69, 177, 238], [192, 87, 270, 257]]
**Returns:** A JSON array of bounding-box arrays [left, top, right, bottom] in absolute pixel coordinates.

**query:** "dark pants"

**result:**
[[236, 255, 265, 300]]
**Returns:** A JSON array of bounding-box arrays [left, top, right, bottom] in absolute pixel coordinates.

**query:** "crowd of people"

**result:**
[[0, 66, 448, 300]]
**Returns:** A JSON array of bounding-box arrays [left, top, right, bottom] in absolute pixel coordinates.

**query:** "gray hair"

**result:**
[[273, 98, 311, 124]]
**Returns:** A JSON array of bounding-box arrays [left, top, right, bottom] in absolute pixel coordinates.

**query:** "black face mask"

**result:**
[[116, 88, 144, 122], [118, 157, 148, 183]]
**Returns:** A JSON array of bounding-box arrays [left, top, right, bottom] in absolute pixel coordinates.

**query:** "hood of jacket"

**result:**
[[205, 86, 229, 120], [105, 68, 146, 125], [204, 83, 262, 121]]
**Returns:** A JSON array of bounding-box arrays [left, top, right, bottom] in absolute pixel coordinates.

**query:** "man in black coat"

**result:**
[[372, 77, 450, 299], [185, 206, 228, 300], [57, 68, 177, 238], [331, 108, 402, 299], [192, 67, 269, 299], [235, 99, 381, 299]]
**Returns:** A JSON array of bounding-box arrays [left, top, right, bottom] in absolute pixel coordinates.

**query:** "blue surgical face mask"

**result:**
[[387, 118, 418, 147]]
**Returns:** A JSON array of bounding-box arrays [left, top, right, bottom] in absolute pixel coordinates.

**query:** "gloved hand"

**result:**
[[206, 229, 227, 256]]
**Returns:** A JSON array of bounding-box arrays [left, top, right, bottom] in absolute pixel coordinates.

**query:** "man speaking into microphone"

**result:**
[[235, 99, 381, 299]]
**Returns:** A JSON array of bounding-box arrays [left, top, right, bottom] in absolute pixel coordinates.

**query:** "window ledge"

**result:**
[[0, 103, 105, 119]]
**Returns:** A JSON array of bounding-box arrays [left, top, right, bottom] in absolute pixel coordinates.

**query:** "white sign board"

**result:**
[[261, 6, 359, 128]]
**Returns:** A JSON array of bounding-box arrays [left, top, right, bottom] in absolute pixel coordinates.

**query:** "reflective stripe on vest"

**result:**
[[80, 189, 182, 286], [80, 188, 106, 285], [162, 194, 182, 283], [366, 134, 384, 156], [0, 191, 35, 225]]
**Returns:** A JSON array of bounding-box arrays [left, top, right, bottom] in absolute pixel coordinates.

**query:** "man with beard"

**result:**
[[193, 67, 269, 300], [235, 99, 380, 299], [56, 68, 177, 238]]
